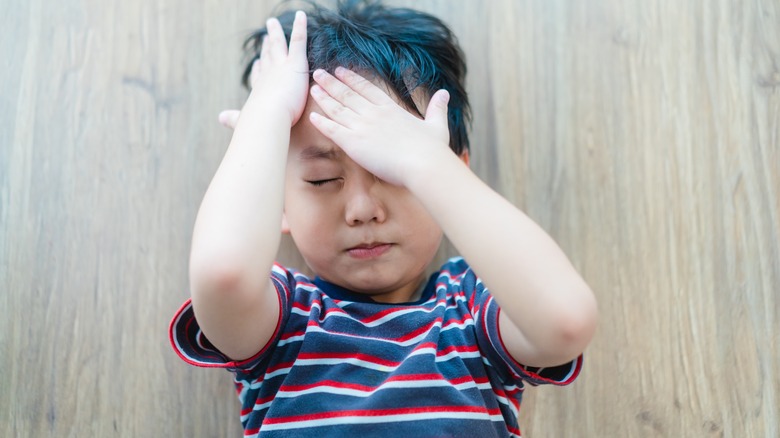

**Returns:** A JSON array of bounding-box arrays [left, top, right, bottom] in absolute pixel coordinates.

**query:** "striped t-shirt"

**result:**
[[170, 257, 582, 437]]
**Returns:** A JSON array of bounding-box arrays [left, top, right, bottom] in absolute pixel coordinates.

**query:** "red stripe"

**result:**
[[411, 341, 438, 352], [291, 301, 317, 313], [265, 361, 294, 374], [254, 394, 275, 407], [297, 351, 400, 367], [359, 296, 445, 324], [442, 314, 474, 327], [395, 318, 441, 342], [279, 373, 490, 394], [263, 405, 499, 425], [303, 318, 439, 344], [437, 344, 480, 356], [280, 380, 374, 392], [280, 329, 305, 341], [360, 306, 408, 324]]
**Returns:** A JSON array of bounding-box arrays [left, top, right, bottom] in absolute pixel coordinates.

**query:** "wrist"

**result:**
[[404, 149, 471, 196], [242, 90, 297, 126]]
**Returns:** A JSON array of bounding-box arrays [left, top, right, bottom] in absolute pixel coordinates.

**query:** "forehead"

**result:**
[[289, 98, 342, 160]]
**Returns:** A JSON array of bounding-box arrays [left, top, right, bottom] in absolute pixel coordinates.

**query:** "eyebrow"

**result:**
[[298, 145, 342, 161]]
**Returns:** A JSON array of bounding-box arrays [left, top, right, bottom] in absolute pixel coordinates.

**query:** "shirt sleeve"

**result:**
[[168, 263, 294, 372], [459, 261, 583, 387]]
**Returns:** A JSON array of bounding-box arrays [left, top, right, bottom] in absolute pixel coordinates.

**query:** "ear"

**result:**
[[281, 212, 291, 234], [459, 150, 470, 167]]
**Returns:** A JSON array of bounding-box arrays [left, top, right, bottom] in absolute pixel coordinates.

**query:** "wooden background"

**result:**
[[2, 0, 778, 436]]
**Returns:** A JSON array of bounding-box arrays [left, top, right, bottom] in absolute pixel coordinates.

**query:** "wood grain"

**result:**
[[2, 0, 777, 436]]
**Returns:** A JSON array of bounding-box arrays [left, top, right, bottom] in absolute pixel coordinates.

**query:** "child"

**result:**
[[170, 1, 598, 436]]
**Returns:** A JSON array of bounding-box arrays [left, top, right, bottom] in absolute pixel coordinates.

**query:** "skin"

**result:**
[[282, 95, 448, 303], [190, 11, 598, 367]]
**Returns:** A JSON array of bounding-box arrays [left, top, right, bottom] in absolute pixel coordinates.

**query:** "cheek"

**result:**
[[284, 190, 340, 243], [398, 202, 442, 246]]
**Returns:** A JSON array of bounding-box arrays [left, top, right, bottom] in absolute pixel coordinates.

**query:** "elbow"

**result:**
[[553, 285, 599, 361], [189, 250, 252, 299]]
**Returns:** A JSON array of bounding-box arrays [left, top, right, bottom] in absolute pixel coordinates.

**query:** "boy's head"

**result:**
[[242, 1, 471, 302], [242, 0, 471, 155]]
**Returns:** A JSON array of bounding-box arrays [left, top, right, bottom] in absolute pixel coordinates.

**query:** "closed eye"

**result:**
[[307, 178, 340, 187]]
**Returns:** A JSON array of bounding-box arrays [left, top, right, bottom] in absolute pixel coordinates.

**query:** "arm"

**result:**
[[308, 67, 597, 367], [188, 12, 309, 361]]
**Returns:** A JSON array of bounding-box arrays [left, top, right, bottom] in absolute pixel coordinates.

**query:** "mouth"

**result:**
[[346, 242, 393, 259]]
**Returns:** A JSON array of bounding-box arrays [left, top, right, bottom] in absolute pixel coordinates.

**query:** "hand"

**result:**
[[218, 109, 240, 129], [307, 67, 452, 187], [247, 11, 309, 125]]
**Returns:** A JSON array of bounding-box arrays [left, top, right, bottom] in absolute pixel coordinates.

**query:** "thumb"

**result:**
[[218, 110, 241, 130], [424, 89, 450, 126]]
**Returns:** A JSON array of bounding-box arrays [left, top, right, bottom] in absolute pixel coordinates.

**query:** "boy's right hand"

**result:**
[[246, 11, 309, 126]]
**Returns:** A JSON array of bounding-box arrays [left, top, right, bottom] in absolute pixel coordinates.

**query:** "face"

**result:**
[[282, 95, 445, 303]]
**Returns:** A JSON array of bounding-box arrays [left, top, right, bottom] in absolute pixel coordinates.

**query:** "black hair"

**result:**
[[241, 0, 471, 155]]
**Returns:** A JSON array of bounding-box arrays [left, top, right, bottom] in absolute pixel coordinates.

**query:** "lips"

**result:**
[[346, 242, 393, 259]]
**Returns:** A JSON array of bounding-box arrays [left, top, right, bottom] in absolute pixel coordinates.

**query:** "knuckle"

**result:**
[[341, 88, 357, 101]]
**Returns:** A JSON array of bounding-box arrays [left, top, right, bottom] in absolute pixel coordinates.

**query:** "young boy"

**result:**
[[170, 1, 598, 436]]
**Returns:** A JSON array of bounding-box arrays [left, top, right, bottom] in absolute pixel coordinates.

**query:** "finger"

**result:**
[[258, 33, 269, 59], [310, 84, 358, 126], [218, 110, 240, 129], [312, 69, 369, 113], [309, 111, 350, 146], [250, 55, 262, 88], [334, 67, 393, 105], [287, 11, 307, 59], [425, 89, 450, 128], [265, 17, 288, 59]]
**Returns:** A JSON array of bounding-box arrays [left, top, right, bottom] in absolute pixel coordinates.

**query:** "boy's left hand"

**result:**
[[308, 67, 452, 187]]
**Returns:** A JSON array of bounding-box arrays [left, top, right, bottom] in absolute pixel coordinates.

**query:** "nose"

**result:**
[[344, 174, 387, 226]]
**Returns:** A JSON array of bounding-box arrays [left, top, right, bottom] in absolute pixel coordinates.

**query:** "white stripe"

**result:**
[[265, 366, 293, 379], [170, 310, 191, 359], [254, 399, 273, 411], [276, 333, 305, 346], [292, 302, 449, 328], [493, 392, 520, 419], [557, 362, 578, 382], [358, 307, 436, 326], [305, 322, 441, 347], [407, 346, 437, 359], [441, 319, 475, 331], [291, 302, 320, 316], [276, 378, 493, 399], [260, 411, 504, 431], [436, 349, 481, 362], [282, 345, 482, 374], [269, 347, 483, 378], [294, 357, 396, 372]]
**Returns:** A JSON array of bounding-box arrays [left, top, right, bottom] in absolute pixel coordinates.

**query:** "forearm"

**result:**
[[190, 91, 291, 294], [408, 152, 597, 364], [302, 66, 596, 363]]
